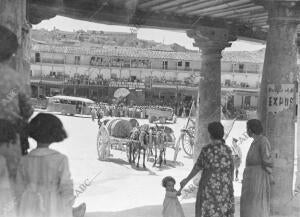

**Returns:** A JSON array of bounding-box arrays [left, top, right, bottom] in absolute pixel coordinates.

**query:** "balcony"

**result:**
[[30, 75, 65, 84], [30, 74, 200, 91], [30, 58, 199, 73], [151, 78, 198, 89], [222, 82, 260, 90]]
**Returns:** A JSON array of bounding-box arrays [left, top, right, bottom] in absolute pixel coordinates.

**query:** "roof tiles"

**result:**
[[32, 43, 267, 63], [32, 44, 202, 61]]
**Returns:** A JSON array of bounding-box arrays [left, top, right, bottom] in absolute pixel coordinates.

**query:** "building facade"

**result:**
[[30, 39, 263, 112]]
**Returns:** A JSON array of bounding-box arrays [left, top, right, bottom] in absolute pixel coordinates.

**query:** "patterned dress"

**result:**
[[195, 141, 235, 217]]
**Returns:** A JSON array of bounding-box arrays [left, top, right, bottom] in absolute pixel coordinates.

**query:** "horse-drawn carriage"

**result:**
[[96, 118, 178, 168]]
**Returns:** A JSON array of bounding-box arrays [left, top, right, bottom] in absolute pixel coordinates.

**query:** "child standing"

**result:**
[[162, 176, 185, 217], [16, 113, 74, 217]]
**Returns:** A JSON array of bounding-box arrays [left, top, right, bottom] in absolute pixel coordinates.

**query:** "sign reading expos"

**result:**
[[267, 84, 294, 113]]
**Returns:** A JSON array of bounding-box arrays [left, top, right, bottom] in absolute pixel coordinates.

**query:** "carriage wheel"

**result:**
[[97, 125, 110, 160], [181, 132, 194, 157]]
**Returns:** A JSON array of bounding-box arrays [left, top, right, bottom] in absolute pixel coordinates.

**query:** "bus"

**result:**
[[47, 95, 96, 116]]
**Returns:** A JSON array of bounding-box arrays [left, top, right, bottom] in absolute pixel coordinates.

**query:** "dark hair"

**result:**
[[247, 119, 263, 135], [28, 113, 67, 143], [162, 176, 176, 188], [208, 122, 224, 140], [0, 26, 18, 62], [0, 119, 17, 144]]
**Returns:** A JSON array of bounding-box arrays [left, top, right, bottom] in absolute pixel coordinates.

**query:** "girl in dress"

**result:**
[[16, 113, 74, 217], [162, 176, 185, 217]]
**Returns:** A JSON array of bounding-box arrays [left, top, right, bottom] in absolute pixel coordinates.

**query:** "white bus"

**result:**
[[47, 95, 95, 116]]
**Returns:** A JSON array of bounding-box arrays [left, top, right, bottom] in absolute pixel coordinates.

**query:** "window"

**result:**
[[35, 53, 41, 63], [225, 79, 231, 87], [239, 64, 244, 73], [90, 56, 95, 65], [177, 61, 182, 67], [111, 73, 117, 79], [50, 71, 56, 77], [240, 82, 249, 88], [130, 76, 137, 82], [185, 62, 190, 68], [75, 56, 80, 65], [163, 61, 168, 70], [244, 96, 251, 108]]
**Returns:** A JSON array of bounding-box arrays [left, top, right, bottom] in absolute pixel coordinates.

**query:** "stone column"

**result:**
[[295, 36, 300, 216], [0, 0, 24, 122], [0, 0, 31, 118], [187, 27, 236, 163], [0, 0, 33, 176], [257, 1, 299, 215]]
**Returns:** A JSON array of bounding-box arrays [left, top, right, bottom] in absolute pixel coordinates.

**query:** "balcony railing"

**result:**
[[222, 83, 260, 89], [30, 60, 196, 72], [30, 75, 199, 89]]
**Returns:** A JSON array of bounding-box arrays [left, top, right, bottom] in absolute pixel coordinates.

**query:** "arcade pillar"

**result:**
[[187, 27, 236, 161], [0, 0, 32, 178], [0, 0, 31, 117], [258, 1, 299, 215]]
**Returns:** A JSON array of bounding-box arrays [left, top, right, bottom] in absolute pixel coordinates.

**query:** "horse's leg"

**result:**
[[136, 148, 140, 168], [153, 145, 157, 167], [146, 146, 151, 161], [132, 146, 136, 164], [159, 149, 163, 167], [143, 148, 146, 168], [163, 147, 167, 165], [128, 142, 132, 163]]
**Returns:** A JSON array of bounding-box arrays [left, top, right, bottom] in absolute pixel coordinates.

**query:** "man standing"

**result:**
[[231, 137, 242, 181], [91, 107, 97, 121]]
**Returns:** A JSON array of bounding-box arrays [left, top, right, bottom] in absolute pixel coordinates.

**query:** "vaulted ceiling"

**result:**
[[27, 0, 300, 41]]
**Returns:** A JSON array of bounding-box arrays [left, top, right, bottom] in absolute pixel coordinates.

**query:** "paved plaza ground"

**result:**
[[28, 113, 259, 217]]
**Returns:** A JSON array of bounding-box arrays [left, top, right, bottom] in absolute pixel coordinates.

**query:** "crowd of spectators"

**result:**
[[89, 56, 151, 69], [91, 97, 193, 119], [31, 72, 199, 87], [223, 80, 259, 89]]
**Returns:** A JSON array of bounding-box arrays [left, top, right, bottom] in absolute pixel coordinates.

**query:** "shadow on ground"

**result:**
[[85, 197, 241, 217], [85, 202, 195, 217], [152, 160, 184, 171], [102, 157, 130, 166]]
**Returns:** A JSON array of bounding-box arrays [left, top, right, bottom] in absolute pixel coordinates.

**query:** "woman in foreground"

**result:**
[[240, 119, 274, 217]]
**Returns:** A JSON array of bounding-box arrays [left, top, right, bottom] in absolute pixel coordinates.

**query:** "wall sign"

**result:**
[[267, 84, 294, 113]]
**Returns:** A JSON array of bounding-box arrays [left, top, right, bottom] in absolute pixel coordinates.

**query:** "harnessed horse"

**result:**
[[128, 125, 149, 168]]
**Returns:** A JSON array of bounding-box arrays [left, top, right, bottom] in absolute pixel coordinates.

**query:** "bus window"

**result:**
[[50, 98, 60, 103]]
